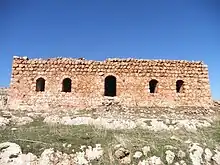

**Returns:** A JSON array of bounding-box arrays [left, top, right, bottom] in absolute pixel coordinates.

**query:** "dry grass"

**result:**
[[0, 118, 219, 164]]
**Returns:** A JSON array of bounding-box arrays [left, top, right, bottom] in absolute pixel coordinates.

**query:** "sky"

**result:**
[[0, 0, 219, 99]]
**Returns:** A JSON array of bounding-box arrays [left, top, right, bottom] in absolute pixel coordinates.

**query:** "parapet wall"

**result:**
[[8, 56, 212, 110]]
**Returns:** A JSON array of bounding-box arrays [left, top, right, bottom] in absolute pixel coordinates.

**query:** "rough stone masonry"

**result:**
[[7, 56, 212, 110]]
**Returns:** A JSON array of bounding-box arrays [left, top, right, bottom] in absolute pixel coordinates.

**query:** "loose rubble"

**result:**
[[43, 116, 213, 131], [0, 141, 220, 165]]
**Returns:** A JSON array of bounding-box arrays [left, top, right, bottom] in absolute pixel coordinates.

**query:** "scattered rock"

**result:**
[[85, 144, 103, 161], [11, 128, 17, 131], [212, 150, 220, 165], [204, 148, 212, 164], [170, 135, 182, 142], [165, 150, 175, 164], [38, 148, 54, 165], [43, 115, 61, 124], [115, 147, 130, 159], [164, 145, 177, 150], [1, 111, 12, 118], [67, 144, 72, 148], [0, 142, 38, 165], [139, 156, 164, 165], [142, 146, 150, 156], [11, 116, 33, 126], [74, 151, 89, 165], [189, 143, 203, 165], [0, 142, 22, 164], [133, 151, 143, 159], [177, 150, 186, 159], [121, 156, 131, 164], [0, 117, 10, 126], [43, 116, 213, 131], [115, 147, 131, 164]]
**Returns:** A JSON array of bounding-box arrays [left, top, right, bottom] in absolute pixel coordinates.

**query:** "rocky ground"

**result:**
[[0, 103, 220, 165]]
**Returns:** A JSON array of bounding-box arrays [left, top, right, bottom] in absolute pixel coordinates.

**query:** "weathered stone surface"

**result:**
[[43, 116, 213, 131], [114, 147, 131, 164], [189, 143, 203, 165], [0, 142, 38, 165], [177, 150, 186, 159], [165, 150, 175, 164], [133, 151, 143, 159], [212, 150, 220, 165], [138, 156, 164, 165], [204, 148, 212, 165], [11, 116, 33, 126], [0, 117, 10, 126], [85, 144, 103, 161]]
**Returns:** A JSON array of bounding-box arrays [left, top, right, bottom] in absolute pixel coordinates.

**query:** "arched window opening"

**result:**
[[149, 79, 158, 93], [176, 80, 184, 93], [104, 76, 116, 97], [62, 78, 72, 92], [36, 78, 45, 92]]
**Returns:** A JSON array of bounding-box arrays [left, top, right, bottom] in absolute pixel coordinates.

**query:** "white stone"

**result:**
[[0, 142, 38, 165], [61, 116, 92, 125], [80, 145, 86, 150], [43, 115, 61, 124], [85, 144, 103, 161], [177, 150, 186, 159], [189, 143, 203, 165], [133, 151, 143, 159], [146, 119, 169, 131], [164, 145, 177, 150], [176, 120, 197, 132], [11, 128, 18, 131], [139, 156, 164, 165], [170, 135, 182, 142], [0, 142, 22, 164], [92, 117, 136, 129], [212, 150, 220, 165], [67, 144, 72, 148], [0, 117, 10, 126], [12, 116, 34, 126], [121, 155, 131, 164], [38, 148, 54, 165], [179, 160, 187, 165], [74, 151, 89, 165], [165, 150, 175, 164], [204, 148, 212, 163], [142, 146, 150, 156], [63, 143, 67, 148]]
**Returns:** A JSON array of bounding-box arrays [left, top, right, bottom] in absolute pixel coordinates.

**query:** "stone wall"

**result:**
[[8, 56, 212, 110], [0, 88, 8, 109]]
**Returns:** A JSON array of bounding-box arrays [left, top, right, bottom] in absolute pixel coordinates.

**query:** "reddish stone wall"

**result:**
[[8, 56, 212, 109]]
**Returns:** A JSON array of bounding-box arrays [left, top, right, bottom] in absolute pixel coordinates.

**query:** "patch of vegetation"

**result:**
[[0, 119, 220, 164]]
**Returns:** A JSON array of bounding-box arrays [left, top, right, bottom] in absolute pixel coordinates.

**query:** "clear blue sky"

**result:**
[[0, 0, 219, 99]]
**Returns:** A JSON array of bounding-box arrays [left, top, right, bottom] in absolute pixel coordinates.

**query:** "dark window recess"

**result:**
[[104, 76, 116, 96], [62, 78, 72, 92], [149, 79, 158, 93], [36, 78, 45, 92], [176, 80, 184, 93]]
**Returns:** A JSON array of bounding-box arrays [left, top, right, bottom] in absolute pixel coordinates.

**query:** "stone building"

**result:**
[[8, 56, 212, 109]]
